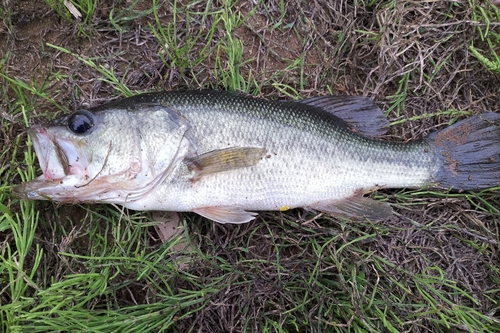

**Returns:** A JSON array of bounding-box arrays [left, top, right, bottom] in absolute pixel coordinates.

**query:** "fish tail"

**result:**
[[426, 112, 500, 191]]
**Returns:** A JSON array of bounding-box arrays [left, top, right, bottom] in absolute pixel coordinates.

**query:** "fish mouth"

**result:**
[[12, 124, 89, 200], [29, 125, 69, 181], [12, 124, 158, 203]]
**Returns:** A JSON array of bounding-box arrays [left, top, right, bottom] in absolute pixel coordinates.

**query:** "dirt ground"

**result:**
[[1, 0, 500, 332]]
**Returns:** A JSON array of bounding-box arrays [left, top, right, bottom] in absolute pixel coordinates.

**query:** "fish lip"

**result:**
[[28, 124, 48, 176], [11, 124, 67, 200], [28, 124, 70, 181], [11, 178, 60, 200]]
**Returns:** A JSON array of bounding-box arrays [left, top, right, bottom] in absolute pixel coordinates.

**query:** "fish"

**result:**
[[12, 90, 500, 224]]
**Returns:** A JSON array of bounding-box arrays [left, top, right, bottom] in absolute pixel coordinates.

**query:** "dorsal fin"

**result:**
[[298, 96, 389, 138]]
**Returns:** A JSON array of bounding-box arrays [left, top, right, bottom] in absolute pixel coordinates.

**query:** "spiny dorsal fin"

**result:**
[[298, 96, 389, 138], [184, 147, 267, 181]]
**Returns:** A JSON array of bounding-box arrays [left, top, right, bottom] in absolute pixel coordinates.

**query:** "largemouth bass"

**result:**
[[13, 90, 500, 223]]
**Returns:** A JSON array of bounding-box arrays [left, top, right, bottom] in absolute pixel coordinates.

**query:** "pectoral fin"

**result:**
[[193, 206, 258, 224], [185, 147, 266, 180], [309, 196, 392, 221]]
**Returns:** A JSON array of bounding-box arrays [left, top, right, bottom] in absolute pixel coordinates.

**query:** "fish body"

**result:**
[[13, 90, 500, 223]]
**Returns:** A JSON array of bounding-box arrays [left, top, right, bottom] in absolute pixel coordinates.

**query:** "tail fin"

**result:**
[[426, 112, 500, 191]]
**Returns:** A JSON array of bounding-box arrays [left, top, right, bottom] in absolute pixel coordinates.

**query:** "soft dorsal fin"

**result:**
[[298, 96, 389, 138]]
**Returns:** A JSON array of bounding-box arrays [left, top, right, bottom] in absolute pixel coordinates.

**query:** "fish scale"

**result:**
[[122, 92, 435, 214], [13, 90, 500, 224]]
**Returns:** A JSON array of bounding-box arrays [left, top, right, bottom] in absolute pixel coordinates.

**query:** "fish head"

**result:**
[[13, 104, 190, 204]]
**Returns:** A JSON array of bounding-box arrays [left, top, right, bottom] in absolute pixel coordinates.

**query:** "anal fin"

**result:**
[[185, 147, 266, 181], [309, 196, 392, 221], [193, 206, 259, 224]]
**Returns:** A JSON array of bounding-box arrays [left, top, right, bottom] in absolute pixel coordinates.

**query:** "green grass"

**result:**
[[43, 0, 160, 37], [44, 0, 98, 23], [469, 1, 500, 75], [1, 0, 500, 332]]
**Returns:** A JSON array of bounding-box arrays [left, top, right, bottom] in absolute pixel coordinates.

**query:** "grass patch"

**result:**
[[469, 1, 500, 74], [1, 0, 500, 332], [44, 0, 98, 23]]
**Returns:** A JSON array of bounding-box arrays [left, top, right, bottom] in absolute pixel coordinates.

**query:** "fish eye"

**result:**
[[67, 110, 94, 135]]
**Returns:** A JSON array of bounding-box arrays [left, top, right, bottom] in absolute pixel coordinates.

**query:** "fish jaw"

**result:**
[[12, 173, 137, 203], [13, 124, 102, 201], [12, 175, 89, 201], [14, 123, 137, 203], [29, 124, 67, 181], [28, 124, 91, 181], [14, 123, 134, 202]]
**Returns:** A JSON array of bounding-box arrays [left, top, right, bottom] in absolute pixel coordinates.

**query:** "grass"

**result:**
[[1, 0, 500, 332], [469, 2, 500, 75]]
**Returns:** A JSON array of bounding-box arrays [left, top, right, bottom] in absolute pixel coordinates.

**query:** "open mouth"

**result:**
[[29, 124, 69, 181], [11, 125, 92, 200], [28, 124, 90, 182]]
